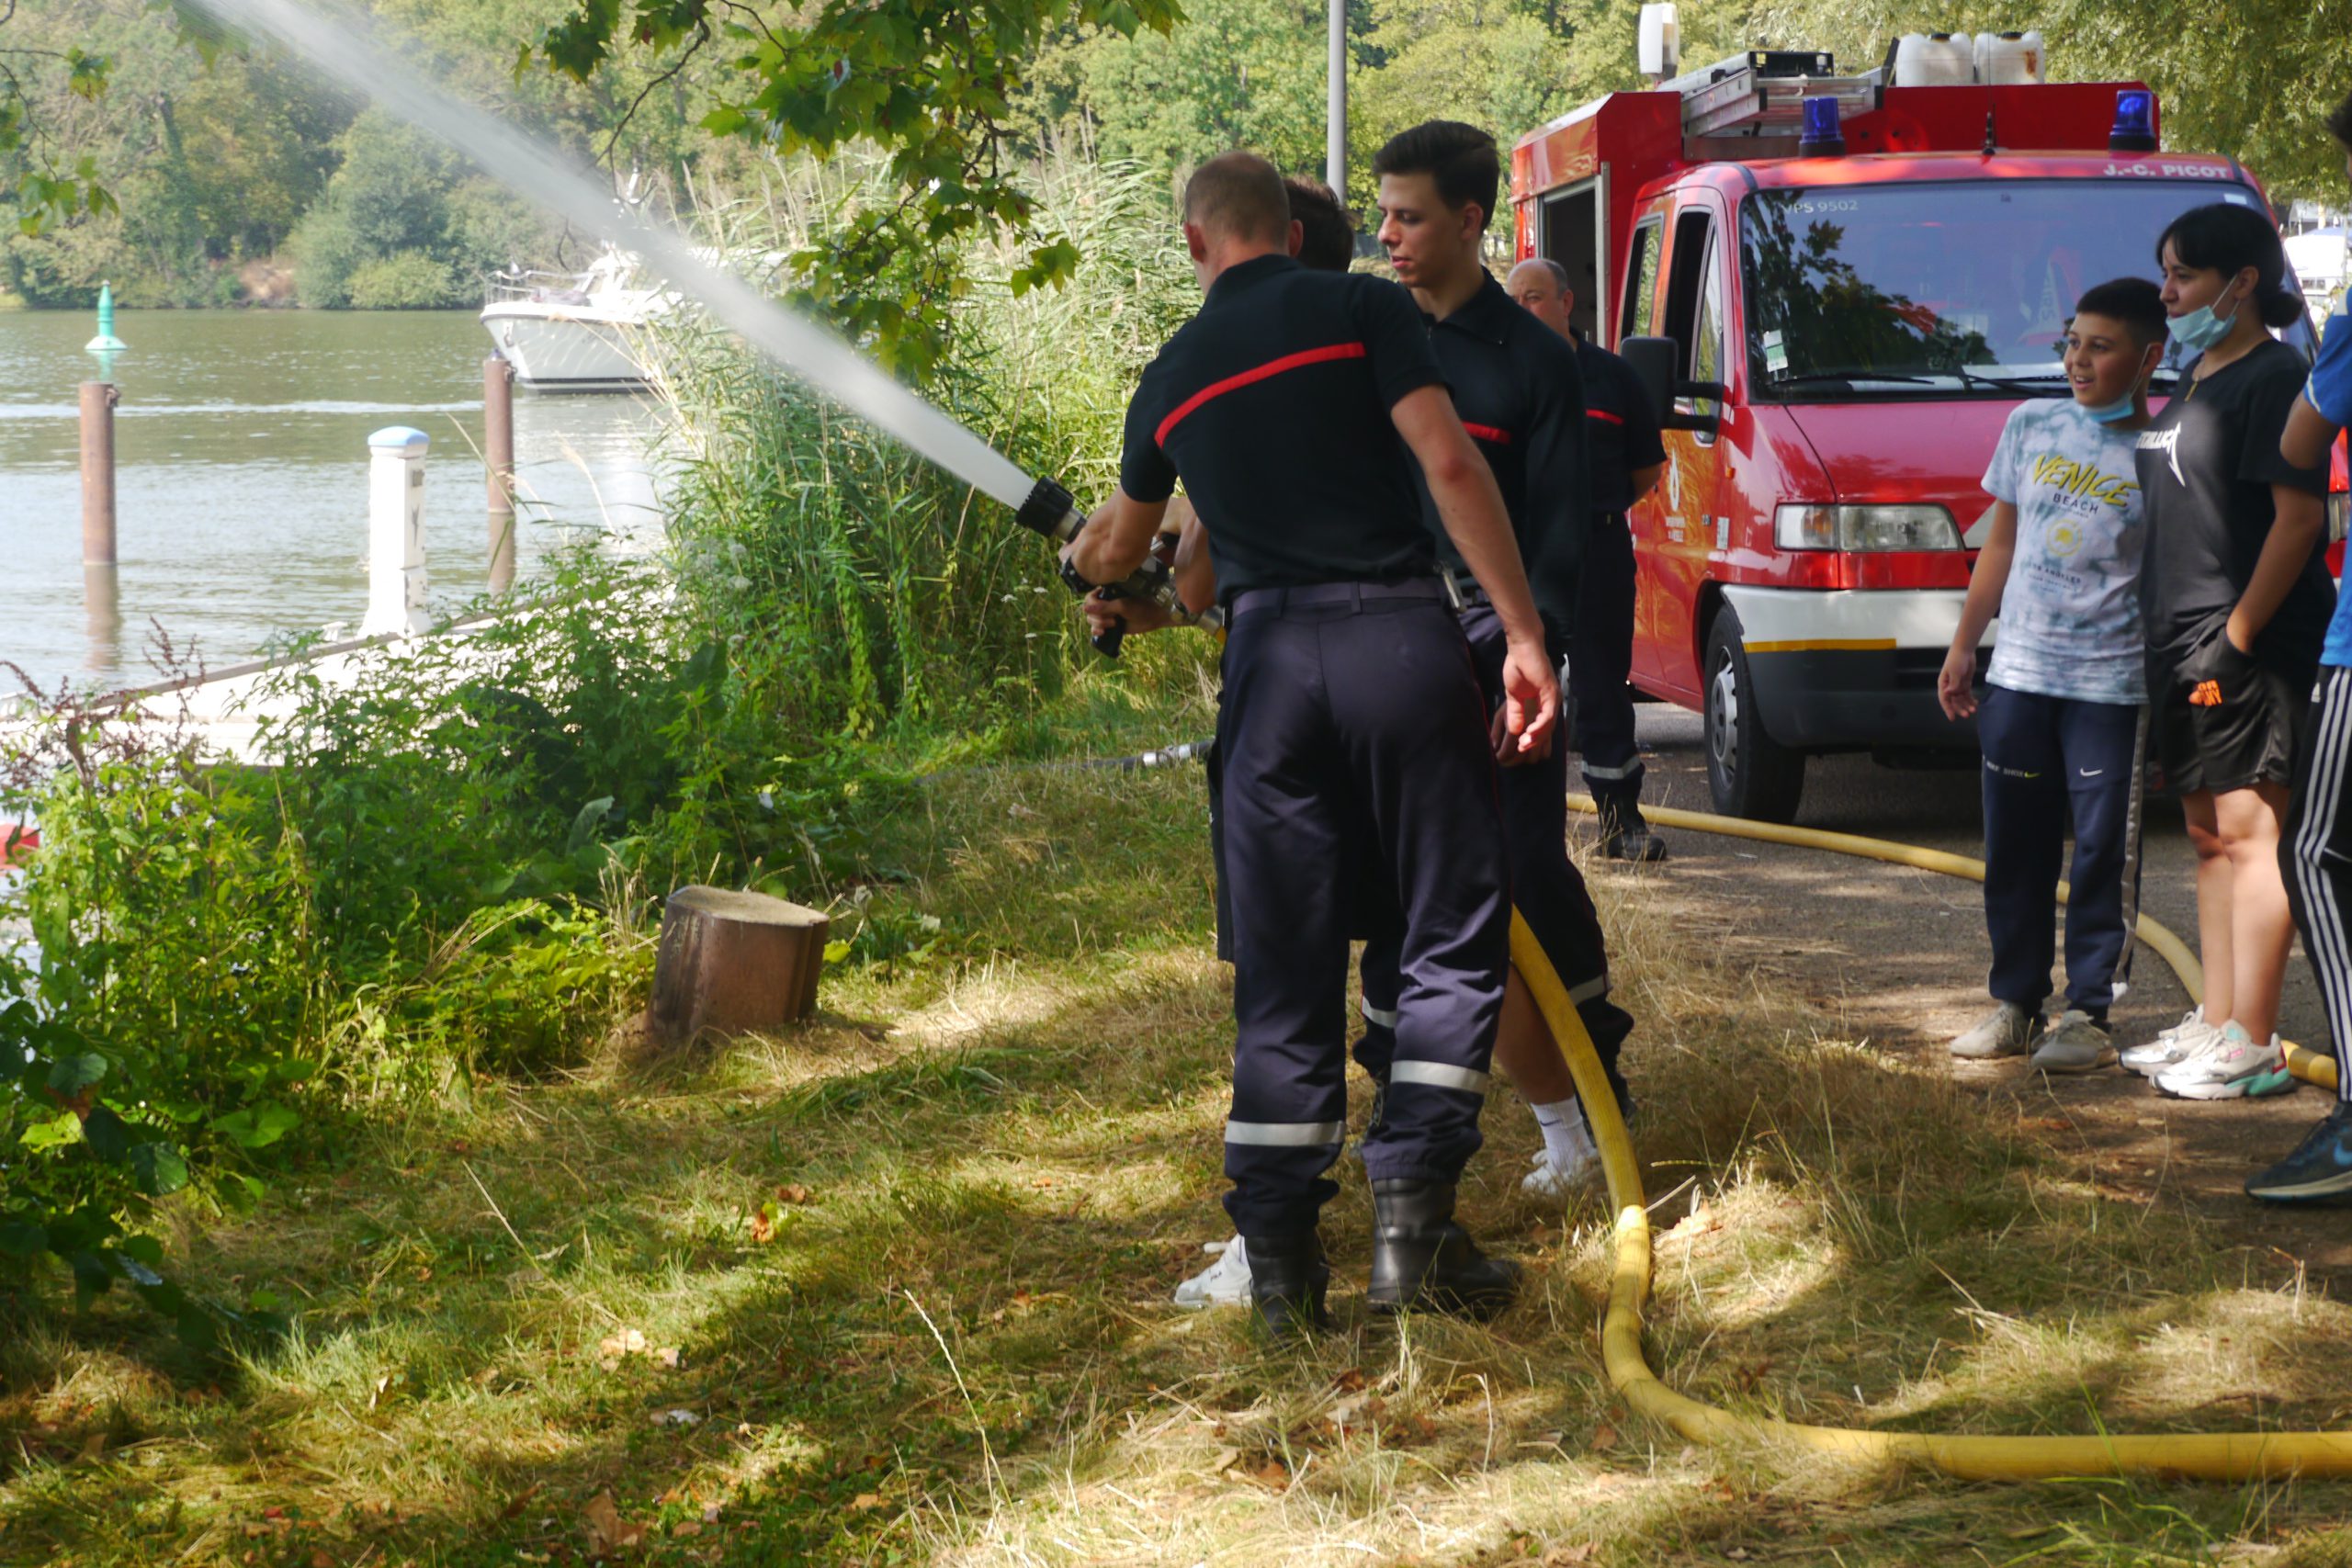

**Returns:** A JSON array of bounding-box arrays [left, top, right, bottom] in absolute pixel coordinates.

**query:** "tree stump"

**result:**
[[648, 886, 829, 1044]]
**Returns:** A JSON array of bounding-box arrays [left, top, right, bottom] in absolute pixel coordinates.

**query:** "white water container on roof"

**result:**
[[1974, 30, 2045, 85], [1637, 3, 1680, 79], [1892, 32, 1975, 87]]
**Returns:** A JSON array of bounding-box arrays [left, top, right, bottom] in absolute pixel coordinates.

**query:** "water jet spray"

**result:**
[[191, 0, 1180, 653]]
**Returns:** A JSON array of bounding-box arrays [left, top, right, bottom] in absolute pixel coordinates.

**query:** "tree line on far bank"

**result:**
[[4, 0, 2347, 311], [0, 0, 718, 310]]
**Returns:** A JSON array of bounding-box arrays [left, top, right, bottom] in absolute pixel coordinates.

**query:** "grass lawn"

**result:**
[[8, 713, 2352, 1566]]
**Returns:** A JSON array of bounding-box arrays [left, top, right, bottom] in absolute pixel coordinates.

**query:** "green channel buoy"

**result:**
[[85, 282, 127, 355]]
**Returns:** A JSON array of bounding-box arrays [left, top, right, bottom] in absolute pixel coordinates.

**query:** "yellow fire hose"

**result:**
[[1561, 795, 2336, 1093], [1510, 795, 2352, 1479]]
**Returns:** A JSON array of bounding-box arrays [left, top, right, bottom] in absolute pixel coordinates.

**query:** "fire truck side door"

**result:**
[[1627, 189, 1731, 705]]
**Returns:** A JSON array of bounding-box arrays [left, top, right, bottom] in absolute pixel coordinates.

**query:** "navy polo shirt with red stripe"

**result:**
[[1419, 274, 1590, 631], [1575, 332, 1668, 517], [1117, 253, 1446, 599]]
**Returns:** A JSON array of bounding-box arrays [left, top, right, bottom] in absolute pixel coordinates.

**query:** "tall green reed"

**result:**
[[647, 155, 1204, 740]]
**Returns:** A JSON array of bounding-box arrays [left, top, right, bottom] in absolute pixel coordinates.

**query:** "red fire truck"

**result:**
[[1510, 45, 2342, 821]]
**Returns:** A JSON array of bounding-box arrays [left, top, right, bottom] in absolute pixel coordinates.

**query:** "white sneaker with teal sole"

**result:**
[[2121, 1006, 2216, 1077], [1172, 1236, 1251, 1308], [2154, 1024, 2297, 1101]]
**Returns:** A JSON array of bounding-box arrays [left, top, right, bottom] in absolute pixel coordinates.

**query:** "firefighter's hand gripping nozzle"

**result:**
[[1014, 476, 1185, 659]]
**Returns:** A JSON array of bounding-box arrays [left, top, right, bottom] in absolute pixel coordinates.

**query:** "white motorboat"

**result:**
[[480, 248, 664, 391], [2286, 225, 2349, 333]]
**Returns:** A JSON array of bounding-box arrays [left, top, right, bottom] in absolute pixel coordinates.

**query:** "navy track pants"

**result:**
[[1355, 603, 1634, 1111], [1217, 585, 1513, 1235], [2280, 666, 2352, 1103], [1977, 682, 2144, 1021]]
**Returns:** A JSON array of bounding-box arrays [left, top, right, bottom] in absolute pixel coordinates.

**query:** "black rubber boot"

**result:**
[[1241, 1230, 1330, 1339], [1600, 825, 1668, 863], [1596, 795, 1668, 863], [1365, 1179, 1521, 1318]]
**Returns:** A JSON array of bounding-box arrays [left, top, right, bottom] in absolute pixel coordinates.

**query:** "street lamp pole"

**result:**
[[1326, 0, 1346, 197]]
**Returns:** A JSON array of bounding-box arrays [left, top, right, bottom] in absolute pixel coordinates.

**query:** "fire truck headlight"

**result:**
[[1773, 503, 1962, 552], [2328, 491, 2348, 545]]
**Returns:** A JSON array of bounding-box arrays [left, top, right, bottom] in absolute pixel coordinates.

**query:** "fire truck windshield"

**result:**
[[1740, 180, 2318, 400]]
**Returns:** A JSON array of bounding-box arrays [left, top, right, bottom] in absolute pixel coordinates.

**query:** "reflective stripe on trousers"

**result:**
[[1389, 1060, 1492, 1095], [1225, 1119, 1346, 1147]]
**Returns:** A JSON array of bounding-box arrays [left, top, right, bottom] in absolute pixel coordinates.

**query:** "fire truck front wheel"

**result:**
[[1703, 607, 1806, 825]]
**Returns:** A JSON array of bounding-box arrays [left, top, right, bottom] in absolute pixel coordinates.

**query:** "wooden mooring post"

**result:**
[[484, 354, 517, 594], [83, 563, 121, 669], [79, 381, 119, 567]]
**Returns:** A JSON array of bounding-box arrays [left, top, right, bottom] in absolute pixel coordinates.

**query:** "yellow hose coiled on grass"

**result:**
[[1512, 797, 2352, 1479]]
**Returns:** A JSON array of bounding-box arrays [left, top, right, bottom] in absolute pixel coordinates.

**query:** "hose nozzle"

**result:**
[[1014, 476, 1083, 543], [1017, 473, 1182, 659]]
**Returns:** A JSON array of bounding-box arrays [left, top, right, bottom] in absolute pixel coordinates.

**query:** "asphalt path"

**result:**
[[1607, 704, 2348, 1276]]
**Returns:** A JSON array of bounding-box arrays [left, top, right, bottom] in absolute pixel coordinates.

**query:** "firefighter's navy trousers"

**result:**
[[1217, 579, 1512, 1237], [1571, 513, 1646, 829], [1356, 602, 1635, 1111]]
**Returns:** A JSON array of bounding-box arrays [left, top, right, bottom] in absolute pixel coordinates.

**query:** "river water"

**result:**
[[0, 309, 663, 694]]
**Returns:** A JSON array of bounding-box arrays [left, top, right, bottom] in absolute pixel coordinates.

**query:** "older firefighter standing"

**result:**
[[1505, 255, 1670, 861], [1063, 152, 1557, 1336]]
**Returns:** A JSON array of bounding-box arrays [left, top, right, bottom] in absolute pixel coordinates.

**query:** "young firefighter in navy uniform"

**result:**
[[1506, 255, 1670, 862], [1352, 120, 1639, 1193], [1063, 152, 1560, 1336]]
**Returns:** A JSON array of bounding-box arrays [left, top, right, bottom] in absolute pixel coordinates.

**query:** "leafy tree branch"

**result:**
[[532, 0, 1182, 374], [0, 0, 117, 236]]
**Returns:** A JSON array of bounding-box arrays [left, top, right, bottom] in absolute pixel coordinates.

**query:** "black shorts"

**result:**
[[2152, 626, 2309, 796]]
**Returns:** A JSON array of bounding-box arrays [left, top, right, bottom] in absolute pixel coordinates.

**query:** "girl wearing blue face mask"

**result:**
[[2251, 87, 2352, 1203], [1938, 278, 2166, 1072], [2129, 202, 2331, 1104]]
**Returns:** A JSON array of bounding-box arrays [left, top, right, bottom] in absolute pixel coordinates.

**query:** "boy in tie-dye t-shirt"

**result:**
[[1936, 277, 2168, 1075]]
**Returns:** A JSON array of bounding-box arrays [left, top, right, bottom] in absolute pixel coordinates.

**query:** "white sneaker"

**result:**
[[1949, 1001, 2039, 1060], [1522, 1145, 1600, 1199], [2154, 1024, 2298, 1101], [1172, 1236, 1252, 1308], [2029, 1010, 2117, 1074], [2120, 1007, 2217, 1077]]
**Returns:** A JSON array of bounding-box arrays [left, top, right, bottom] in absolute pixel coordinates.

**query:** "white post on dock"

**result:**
[[363, 426, 430, 637]]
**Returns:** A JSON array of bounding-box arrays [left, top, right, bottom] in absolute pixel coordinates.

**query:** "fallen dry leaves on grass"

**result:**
[[594, 1328, 681, 1370], [582, 1490, 646, 1555], [749, 1181, 814, 1241]]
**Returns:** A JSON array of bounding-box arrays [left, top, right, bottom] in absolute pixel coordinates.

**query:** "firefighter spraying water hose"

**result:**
[[196, 0, 1560, 1332], [195, 0, 2352, 1488]]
